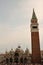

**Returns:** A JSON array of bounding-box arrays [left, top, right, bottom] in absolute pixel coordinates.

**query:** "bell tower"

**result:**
[[31, 9, 41, 63]]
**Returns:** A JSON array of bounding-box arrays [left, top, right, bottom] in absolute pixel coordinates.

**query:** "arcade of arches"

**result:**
[[4, 46, 31, 64]]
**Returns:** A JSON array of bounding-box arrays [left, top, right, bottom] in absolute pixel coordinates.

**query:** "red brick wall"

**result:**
[[31, 32, 41, 63]]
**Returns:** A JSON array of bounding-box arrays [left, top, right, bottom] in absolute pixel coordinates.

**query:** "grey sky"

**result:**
[[0, 0, 43, 53]]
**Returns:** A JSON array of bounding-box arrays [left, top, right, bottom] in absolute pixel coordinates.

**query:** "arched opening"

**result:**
[[24, 57, 27, 64], [10, 57, 13, 63], [14, 57, 19, 63], [6, 58, 9, 64], [14, 53, 19, 57], [20, 57, 23, 63], [14, 52, 19, 63]]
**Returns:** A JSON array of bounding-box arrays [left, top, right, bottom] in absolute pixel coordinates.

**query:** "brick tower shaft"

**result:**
[[31, 9, 41, 63]]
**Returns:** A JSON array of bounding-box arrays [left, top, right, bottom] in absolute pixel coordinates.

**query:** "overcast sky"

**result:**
[[0, 0, 43, 53]]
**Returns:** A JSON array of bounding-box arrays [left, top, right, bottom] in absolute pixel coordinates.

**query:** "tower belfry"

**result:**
[[31, 9, 41, 63]]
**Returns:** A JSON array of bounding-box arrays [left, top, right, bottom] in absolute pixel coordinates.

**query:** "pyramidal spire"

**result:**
[[32, 8, 37, 20]]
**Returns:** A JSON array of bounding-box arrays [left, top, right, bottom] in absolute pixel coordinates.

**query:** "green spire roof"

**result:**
[[32, 9, 37, 19]]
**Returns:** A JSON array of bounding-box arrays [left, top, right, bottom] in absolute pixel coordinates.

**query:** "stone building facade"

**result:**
[[0, 46, 31, 64]]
